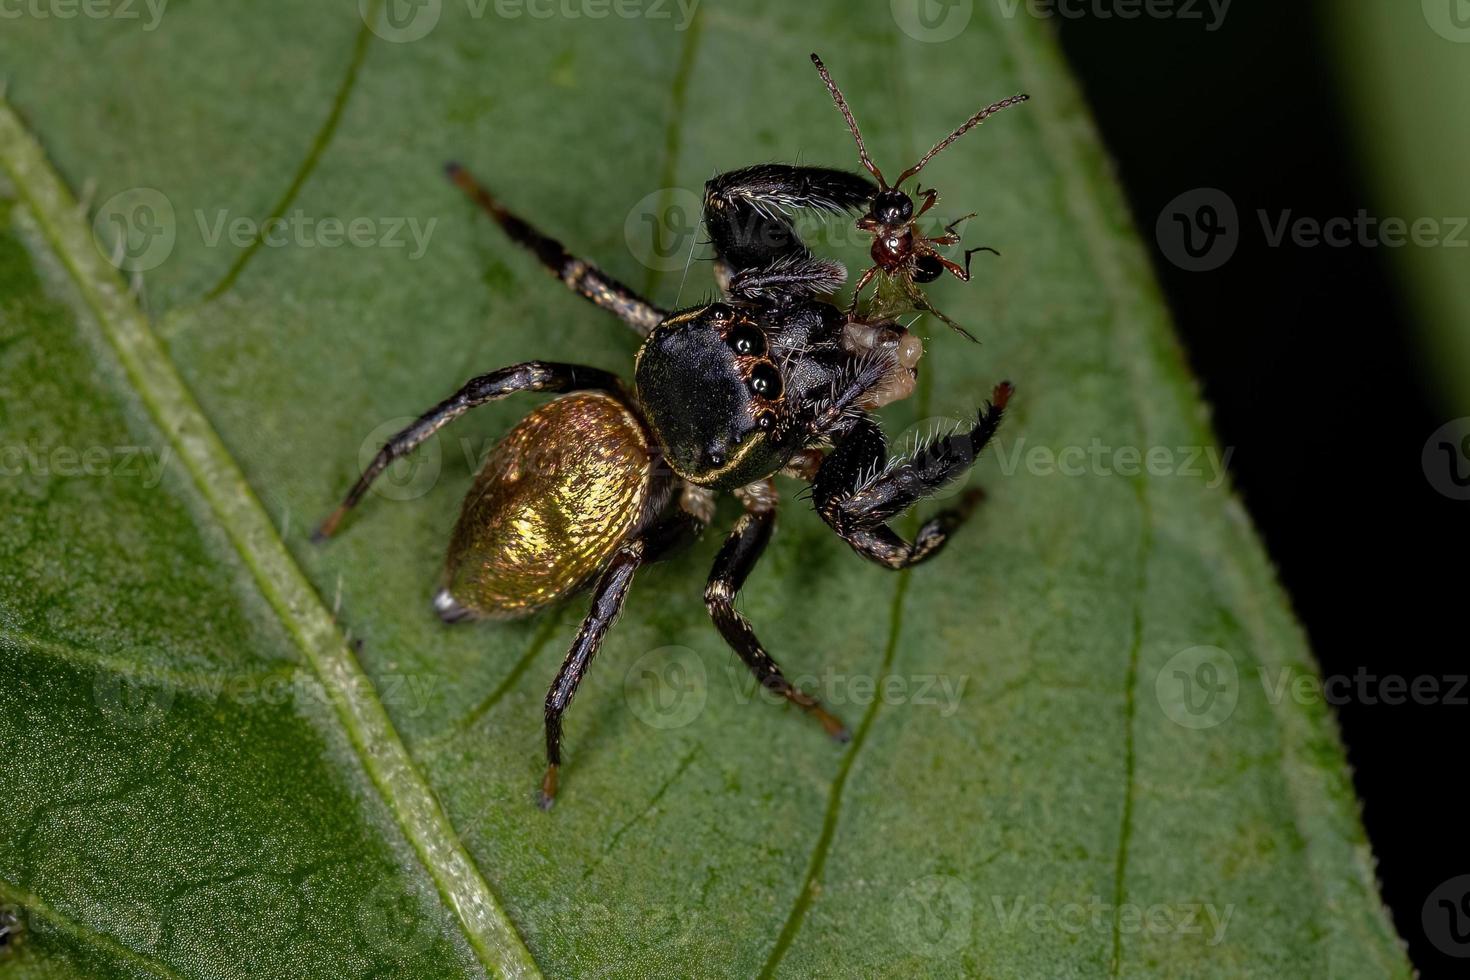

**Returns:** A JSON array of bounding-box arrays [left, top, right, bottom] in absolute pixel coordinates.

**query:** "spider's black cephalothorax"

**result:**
[[811, 52, 1029, 339], [315, 146, 1013, 808]]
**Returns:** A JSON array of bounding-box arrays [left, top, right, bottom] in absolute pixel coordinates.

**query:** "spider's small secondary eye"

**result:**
[[749, 363, 783, 399], [756, 411, 776, 432], [708, 303, 734, 322], [728, 324, 766, 357]]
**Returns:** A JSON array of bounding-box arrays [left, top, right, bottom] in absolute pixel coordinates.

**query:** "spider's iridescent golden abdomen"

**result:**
[[438, 391, 650, 620]]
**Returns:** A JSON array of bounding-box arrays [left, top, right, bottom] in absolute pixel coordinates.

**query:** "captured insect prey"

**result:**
[[810, 52, 1028, 340], [315, 61, 1018, 808]]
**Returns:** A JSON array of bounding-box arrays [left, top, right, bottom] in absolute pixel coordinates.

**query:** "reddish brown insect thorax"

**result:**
[[870, 225, 915, 270]]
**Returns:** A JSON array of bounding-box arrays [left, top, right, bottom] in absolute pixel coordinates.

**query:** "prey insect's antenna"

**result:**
[[810, 52, 887, 188], [896, 94, 1030, 186]]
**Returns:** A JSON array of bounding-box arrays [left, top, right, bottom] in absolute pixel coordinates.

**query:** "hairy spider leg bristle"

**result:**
[[810, 52, 887, 188], [895, 93, 1031, 187]]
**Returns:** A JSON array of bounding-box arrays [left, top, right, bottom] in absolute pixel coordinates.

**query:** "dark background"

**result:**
[[1055, 6, 1465, 976]]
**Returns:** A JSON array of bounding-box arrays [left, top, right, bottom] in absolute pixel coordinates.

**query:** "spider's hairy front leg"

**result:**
[[540, 539, 645, 809], [726, 254, 848, 303], [704, 480, 850, 741], [810, 383, 1012, 569], [446, 163, 665, 336], [704, 163, 875, 277], [313, 362, 621, 540]]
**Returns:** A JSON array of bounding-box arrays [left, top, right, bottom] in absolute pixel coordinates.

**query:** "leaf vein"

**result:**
[[0, 98, 541, 980]]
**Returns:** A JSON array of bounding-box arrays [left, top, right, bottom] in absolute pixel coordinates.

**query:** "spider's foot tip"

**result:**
[[433, 588, 474, 624], [537, 766, 559, 810]]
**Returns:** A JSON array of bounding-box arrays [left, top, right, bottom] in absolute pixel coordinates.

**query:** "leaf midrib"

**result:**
[[0, 100, 541, 980]]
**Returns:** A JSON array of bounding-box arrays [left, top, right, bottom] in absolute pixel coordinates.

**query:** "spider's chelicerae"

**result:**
[[315, 82, 1016, 808]]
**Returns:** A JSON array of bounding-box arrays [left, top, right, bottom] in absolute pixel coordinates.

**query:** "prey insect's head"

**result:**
[[809, 52, 1028, 281]]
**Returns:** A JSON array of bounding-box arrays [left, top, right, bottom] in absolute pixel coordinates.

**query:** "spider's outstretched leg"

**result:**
[[704, 480, 850, 741], [705, 163, 875, 283], [539, 539, 646, 809], [539, 483, 712, 808], [446, 163, 666, 336], [811, 382, 1012, 569], [313, 362, 621, 540]]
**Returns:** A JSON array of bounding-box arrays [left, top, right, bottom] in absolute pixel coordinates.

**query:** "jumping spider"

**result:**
[[811, 52, 1029, 340], [315, 153, 1013, 808]]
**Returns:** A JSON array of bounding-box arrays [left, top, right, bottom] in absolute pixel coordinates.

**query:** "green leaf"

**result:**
[[0, 2, 1407, 977], [1331, 2, 1470, 413]]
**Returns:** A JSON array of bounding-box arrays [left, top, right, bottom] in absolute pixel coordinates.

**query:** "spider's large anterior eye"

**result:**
[[749, 363, 782, 399], [727, 324, 765, 357]]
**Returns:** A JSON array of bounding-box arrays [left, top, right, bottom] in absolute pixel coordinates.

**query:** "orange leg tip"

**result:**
[[537, 765, 559, 811], [311, 507, 346, 544], [814, 707, 851, 743], [992, 380, 1015, 408]]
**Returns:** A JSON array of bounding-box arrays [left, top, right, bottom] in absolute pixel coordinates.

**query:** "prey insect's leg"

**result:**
[[914, 187, 940, 219], [705, 163, 876, 276], [313, 362, 621, 540], [446, 163, 666, 336], [704, 480, 850, 741], [846, 265, 880, 315], [540, 540, 645, 809], [811, 384, 1011, 569]]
